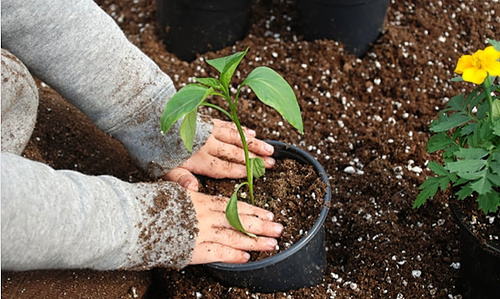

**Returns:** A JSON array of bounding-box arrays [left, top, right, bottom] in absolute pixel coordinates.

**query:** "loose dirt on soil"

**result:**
[[2, 0, 500, 298]]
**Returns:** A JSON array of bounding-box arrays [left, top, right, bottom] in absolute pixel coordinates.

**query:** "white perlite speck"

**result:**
[[412, 270, 422, 278]]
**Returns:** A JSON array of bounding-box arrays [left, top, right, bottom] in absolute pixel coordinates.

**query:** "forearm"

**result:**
[[1, 153, 198, 271], [1, 0, 212, 176]]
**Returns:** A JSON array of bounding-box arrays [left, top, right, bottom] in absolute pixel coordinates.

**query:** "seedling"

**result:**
[[160, 48, 303, 237]]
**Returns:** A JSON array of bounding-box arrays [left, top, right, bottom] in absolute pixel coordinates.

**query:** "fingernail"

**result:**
[[265, 157, 275, 167], [266, 212, 275, 221], [182, 181, 192, 189], [267, 238, 278, 248], [275, 224, 284, 235], [265, 143, 274, 154], [248, 129, 256, 136], [243, 252, 251, 261]]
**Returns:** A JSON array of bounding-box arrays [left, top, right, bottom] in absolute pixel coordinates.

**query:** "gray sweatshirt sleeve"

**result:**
[[1, 152, 198, 271], [1, 0, 212, 177]]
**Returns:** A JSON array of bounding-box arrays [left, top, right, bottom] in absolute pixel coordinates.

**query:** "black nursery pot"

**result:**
[[297, 0, 390, 57], [155, 0, 252, 61], [450, 203, 500, 299], [205, 140, 332, 293]]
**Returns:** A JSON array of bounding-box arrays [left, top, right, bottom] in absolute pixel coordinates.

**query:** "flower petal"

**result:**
[[483, 46, 500, 62], [485, 60, 500, 77], [454, 55, 473, 74], [462, 67, 487, 84]]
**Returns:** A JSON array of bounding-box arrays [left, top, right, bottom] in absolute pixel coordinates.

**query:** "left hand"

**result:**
[[162, 119, 275, 191]]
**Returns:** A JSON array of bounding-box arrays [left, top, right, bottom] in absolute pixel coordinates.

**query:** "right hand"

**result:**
[[187, 190, 284, 265]]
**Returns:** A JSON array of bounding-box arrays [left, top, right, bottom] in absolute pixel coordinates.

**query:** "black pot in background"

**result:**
[[204, 140, 332, 293], [155, 0, 252, 61], [450, 203, 500, 299], [297, 0, 390, 57]]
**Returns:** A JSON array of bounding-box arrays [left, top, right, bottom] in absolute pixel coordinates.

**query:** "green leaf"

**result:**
[[160, 84, 211, 133], [456, 184, 474, 200], [469, 176, 492, 195], [179, 110, 198, 152], [430, 112, 471, 133], [444, 159, 487, 177], [477, 191, 500, 214], [243, 66, 304, 133], [489, 39, 500, 52], [487, 170, 500, 187], [492, 99, 500, 121], [427, 161, 449, 177], [493, 119, 500, 137], [445, 94, 465, 112], [195, 77, 223, 91], [226, 182, 257, 238], [455, 147, 489, 160], [206, 49, 248, 89], [250, 157, 266, 179], [413, 176, 449, 208], [426, 133, 454, 153]]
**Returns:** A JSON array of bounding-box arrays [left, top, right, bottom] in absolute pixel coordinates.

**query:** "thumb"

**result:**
[[162, 167, 199, 192]]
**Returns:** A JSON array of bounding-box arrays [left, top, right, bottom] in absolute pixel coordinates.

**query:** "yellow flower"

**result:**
[[454, 46, 500, 84]]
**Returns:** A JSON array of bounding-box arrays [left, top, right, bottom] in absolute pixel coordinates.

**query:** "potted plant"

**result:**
[[155, 0, 253, 61], [160, 48, 332, 292], [413, 39, 500, 299], [296, 0, 390, 57]]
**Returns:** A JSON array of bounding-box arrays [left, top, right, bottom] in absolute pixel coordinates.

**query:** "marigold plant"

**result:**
[[414, 39, 500, 214]]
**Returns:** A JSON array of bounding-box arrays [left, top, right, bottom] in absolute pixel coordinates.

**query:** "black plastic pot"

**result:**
[[450, 203, 500, 299], [204, 140, 332, 293], [297, 0, 390, 57], [155, 0, 252, 61]]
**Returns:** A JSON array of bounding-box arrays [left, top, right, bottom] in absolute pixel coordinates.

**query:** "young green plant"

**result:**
[[414, 39, 500, 214], [160, 48, 303, 237]]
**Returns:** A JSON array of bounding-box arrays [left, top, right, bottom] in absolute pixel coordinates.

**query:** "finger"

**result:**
[[188, 242, 250, 265], [212, 120, 274, 157], [202, 195, 276, 221], [213, 119, 256, 137], [200, 228, 278, 252], [207, 137, 275, 168], [208, 213, 284, 238], [161, 167, 199, 191], [182, 150, 248, 179]]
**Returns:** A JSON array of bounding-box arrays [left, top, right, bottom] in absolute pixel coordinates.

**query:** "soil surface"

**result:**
[[2, 0, 500, 298]]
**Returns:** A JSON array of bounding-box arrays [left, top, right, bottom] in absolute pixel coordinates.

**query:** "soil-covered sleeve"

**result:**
[[0, 0, 212, 177], [1, 152, 198, 271]]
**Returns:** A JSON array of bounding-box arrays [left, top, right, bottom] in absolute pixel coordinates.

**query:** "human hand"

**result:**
[[187, 190, 283, 264], [162, 119, 275, 191]]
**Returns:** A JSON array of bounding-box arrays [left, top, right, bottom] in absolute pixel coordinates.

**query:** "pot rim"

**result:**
[[450, 202, 500, 255], [207, 140, 332, 271]]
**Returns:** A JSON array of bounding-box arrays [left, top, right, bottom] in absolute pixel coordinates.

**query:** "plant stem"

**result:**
[[484, 76, 494, 124], [229, 102, 254, 205], [201, 102, 234, 121]]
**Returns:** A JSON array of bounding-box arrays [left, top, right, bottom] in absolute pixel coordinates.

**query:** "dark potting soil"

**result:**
[[198, 158, 326, 262], [2, 0, 500, 298]]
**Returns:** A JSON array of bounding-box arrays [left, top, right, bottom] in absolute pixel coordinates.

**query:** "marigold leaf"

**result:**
[[455, 147, 489, 160], [477, 191, 500, 214], [444, 159, 487, 175], [414, 176, 449, 208], [487, 170, 500, 187], [469, 176, 492, 194], [430, 113, 471, 133], [456, 184, 474, 200], [426, 133, 454, 153]]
